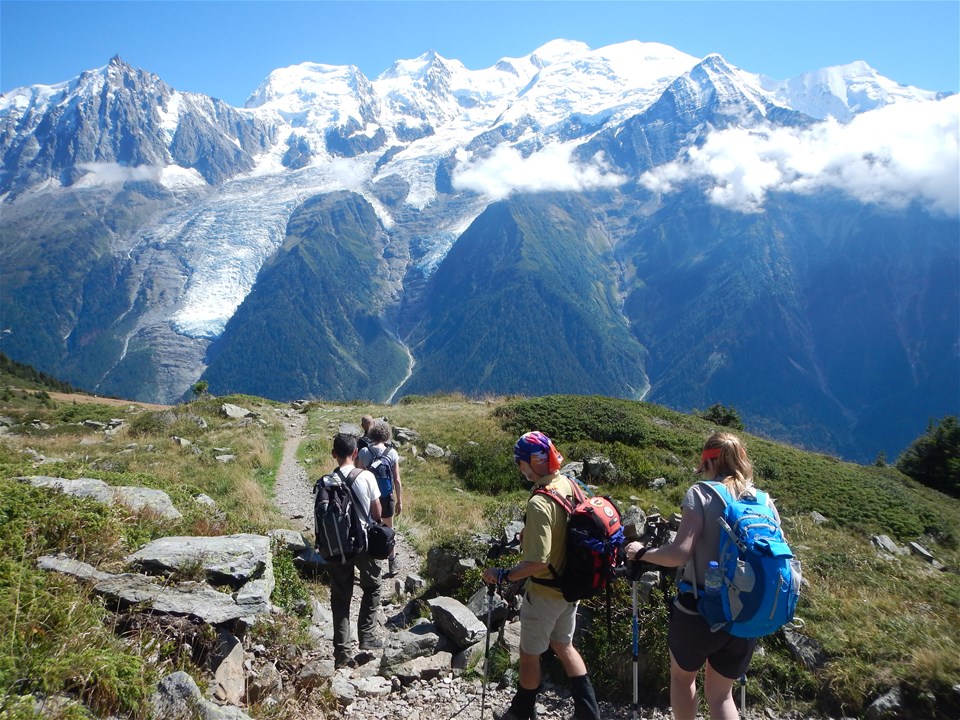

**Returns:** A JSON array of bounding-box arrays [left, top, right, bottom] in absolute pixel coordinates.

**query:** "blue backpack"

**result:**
[[367, 446, 395, 497], [691, 481, 801, 638]]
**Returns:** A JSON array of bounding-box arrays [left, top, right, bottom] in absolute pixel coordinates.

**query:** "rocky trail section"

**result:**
[[268, 407, 674, 720]]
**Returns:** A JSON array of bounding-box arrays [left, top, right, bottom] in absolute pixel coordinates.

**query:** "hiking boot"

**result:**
[[334, 654, 357, 670], [359, 637, 384, 650], [493, 711, 536, 720]]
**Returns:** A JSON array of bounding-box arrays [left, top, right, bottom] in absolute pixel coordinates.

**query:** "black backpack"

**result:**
[[314, 468, 366, 562], [367, 446, 395, 496]]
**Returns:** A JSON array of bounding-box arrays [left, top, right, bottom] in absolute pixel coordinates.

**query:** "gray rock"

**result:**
[[171, 436, 191, 446], [810, 511, 829, 524], [426, 546, 477, 592], [501, 521, 524, 545], [21, 476, 182, 521], [194, 493, 217, 508], [907, 541, 936, 563], [212, 634, 245, 704], [404, 573, 426, 594], [393, 652, 453, 683], [353, 675, 392, 698], [94, 574, 251, 624], [560, 461, 583, 480], [246, 661, 282, 704], [467, 586, 508, 630], [425, 443, 446, 458], [393, 426, 421, 444], [866, 685, 903, 720], [427, 596, 487, 649], [215, 454, 236, 463], [330, 675, 357, 706], [583, 455, 617, 484], [783, 629, 828, 670], [648, 477, 667, 490], [872, 535, 908, 556], [498, 620, 523, 664], [267, 528, 310, 555], [127, 534, 272, 585], [452, 640, 486, 671], [380, 625, 450, 674], [220, 403, 255, 420], [36, 555, 113, 582], [639, 570, 661, 604], [151, 671, 253, 720], [621, 506, 647, 541], [298, 658, 335, 689]]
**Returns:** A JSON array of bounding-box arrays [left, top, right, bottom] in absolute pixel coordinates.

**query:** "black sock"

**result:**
[[507, 684, 539, 718]]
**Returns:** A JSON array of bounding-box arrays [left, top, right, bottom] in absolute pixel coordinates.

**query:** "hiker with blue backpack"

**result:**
[[358, 419, 403, 576], [624, 431, 801, 720]]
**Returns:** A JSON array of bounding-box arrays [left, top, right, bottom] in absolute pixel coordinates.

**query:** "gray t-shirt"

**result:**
[[678, 481, 780, 594], [358, 444, 399, 496]]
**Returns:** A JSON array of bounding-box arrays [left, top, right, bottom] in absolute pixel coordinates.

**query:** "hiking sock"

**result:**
[[569, 674, 600, 720]]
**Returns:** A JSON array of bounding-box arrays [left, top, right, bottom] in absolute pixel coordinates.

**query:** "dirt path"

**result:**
[[268, 408, 671, 720], [273, 408, 315, 533]]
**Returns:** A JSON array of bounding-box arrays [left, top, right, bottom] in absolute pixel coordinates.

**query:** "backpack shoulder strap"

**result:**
[[532, 477, 582, 515], [698, 479, 734, 506]]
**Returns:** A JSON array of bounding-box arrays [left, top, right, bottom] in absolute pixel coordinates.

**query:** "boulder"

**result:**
[[212, 634, 245, 704], [245, 661, 282, 704], [36, 555, 113, 582], [426, 546, 477, 592], [127, 534, 273, 588], [427, 596, 487, 649], [393, 652, 453, 683], [467, 586, 508, 630], [621, 506, 647, 541], [151, 671, 253, 720], [425, 443, 446, 458], [872, 535, 908, 556], [783, 629, 828, 671], [393, 426, 421, 444], [21, 476, 182, 521], [94, 574, 252, 625], [220, 403, 255, 420]]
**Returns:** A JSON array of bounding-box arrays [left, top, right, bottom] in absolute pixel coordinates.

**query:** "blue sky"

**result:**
[[1, 1, 958, 106]]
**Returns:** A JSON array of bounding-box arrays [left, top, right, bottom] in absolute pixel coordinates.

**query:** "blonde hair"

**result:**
[[703, 431, 753, 497]]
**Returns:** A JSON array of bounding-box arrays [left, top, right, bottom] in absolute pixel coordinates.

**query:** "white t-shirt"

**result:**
[[335, 464, 379, 532]]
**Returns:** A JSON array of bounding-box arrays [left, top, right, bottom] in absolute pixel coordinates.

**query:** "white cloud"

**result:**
[[640, 95, 960, 216], [74, 162, 163, 187], [451, 143, 626, 200]]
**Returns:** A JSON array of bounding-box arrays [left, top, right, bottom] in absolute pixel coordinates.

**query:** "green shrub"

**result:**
[[270, 541, 311, 616], [451, 438, 518, 495]]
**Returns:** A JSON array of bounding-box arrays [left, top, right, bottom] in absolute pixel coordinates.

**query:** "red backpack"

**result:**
[[530, 479, 625, 601]]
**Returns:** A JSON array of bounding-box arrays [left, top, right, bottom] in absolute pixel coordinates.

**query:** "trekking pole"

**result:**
[[740, 672, 747, 717], [480, 581, 496, 720], [631, 563, 639, 720]]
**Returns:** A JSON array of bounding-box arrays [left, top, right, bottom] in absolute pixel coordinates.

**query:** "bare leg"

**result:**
[[518, 649, 541, 690], [669, 650, 699, 720], [549, 640, 588, 677], [704, 661, 739, 719]]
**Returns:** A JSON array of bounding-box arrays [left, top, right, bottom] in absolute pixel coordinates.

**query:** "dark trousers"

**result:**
[[326, 551, 381, 657]]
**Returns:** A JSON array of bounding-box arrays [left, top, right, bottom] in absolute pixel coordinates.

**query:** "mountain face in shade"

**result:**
[[1, 41, 956, 463]]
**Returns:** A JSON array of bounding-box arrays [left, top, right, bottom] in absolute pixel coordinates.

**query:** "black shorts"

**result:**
[[380, 493, 395, 519], [668, 602, 757, 679]]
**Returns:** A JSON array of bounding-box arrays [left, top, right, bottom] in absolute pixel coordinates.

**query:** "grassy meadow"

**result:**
[[0, 373, 957, 719]]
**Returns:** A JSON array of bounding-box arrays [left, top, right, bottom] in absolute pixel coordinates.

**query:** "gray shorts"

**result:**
[[518, 589, 578, 655]]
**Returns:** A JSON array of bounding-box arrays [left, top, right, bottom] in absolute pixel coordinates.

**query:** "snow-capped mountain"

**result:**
[[1, 40, 956, 464], [765, 60, 946, 121]]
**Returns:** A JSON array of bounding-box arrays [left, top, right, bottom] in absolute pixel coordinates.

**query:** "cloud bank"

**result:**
[[451, 143, 626, 200], [640, 96, 960, 216]]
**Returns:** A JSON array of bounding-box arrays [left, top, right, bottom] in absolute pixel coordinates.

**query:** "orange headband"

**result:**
[[701, 447, 722, 461]]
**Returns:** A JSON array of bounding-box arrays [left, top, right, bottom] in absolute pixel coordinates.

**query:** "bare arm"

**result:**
[[369, 497, 382, 524]]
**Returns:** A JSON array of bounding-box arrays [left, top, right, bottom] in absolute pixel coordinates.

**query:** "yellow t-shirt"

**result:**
[[522, 473, 575, 600]]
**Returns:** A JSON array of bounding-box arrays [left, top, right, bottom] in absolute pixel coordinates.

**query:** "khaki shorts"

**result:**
[[518, 588, 578, 655]]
